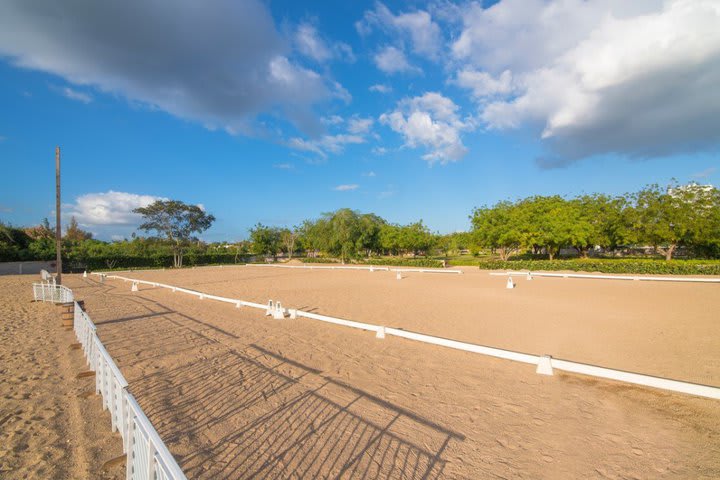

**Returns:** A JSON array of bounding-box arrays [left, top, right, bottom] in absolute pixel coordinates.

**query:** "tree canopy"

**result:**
[[133, 200, 215, 267]]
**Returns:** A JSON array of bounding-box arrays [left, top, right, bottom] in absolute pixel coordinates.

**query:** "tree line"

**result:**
[[249, 208, 435, 263], [472, 184, 720, 261], [1, 183, 719, 268]]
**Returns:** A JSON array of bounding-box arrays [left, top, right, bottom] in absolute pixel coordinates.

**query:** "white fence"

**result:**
[[67, 289, 186, 479], [33, 282, 73, 303], [246, 263, 463, 274], [92, 272, 720, 400], [490, 271, 720, 283]]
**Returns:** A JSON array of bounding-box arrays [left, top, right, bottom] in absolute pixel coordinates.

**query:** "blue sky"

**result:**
[[1, 0, 718, 241]]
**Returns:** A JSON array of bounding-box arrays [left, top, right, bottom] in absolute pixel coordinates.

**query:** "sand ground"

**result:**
[[0, 275, 124, 479], [124, 265, 719, 385], [58, 267, 720, 479]]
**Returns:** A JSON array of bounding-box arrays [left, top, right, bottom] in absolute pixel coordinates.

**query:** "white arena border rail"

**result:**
[[490, 271, 720, 283], [246, 263, 463, 274], [91, 272, 720, 400], [33, 281, 73, 303], [60, 282, 187, 479]]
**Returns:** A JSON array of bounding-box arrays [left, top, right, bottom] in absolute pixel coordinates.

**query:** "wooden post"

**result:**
[[55, 146, 62, 284]]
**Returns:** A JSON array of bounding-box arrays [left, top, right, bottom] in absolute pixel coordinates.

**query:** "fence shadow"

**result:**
[[76, 277, 464, 479], [131, 343, 463, 479]]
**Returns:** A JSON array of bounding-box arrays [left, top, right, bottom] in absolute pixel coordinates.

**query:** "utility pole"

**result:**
[[55, 146, 62, 284]]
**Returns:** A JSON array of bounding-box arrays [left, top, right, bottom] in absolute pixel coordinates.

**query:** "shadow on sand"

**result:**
[[79, 277, 465, 479]]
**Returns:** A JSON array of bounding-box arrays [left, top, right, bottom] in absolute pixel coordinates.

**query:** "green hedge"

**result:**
[[299, 257, 341, 264], [299, 257, 444, 268], [76, 253, 248, 271], [476, 259, 720, 275], [362, 258, 445, 268]]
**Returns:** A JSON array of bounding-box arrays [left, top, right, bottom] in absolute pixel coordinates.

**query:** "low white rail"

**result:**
[[67, 294, 186, 479], [33, 282, 73, 303], [91, 272, 720, 400], [246, 263, 463, 274], [489, 271, 720, 283]]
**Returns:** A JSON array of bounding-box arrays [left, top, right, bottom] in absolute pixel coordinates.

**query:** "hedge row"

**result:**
[[75, 253, 248, 271], [476, 259, 720, 275], [299, 257, 445, 268]]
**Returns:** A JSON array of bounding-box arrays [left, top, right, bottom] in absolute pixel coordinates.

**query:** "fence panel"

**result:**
[[51, 283, 186, 480]]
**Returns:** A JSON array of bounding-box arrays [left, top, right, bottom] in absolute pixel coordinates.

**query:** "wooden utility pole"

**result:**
[[55, 146, 62, 284]]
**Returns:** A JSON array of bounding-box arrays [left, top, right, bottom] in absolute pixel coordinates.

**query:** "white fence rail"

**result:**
[[65, 290, 186, 479], [490, 271, 720, 283], [92, 272, 720, 400], [33, 282, 73, 303], [245, 263, 463, 274]]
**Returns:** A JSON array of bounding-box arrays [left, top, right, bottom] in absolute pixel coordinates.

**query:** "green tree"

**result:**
[[325, 208, 361, 264], [471, 201, 523, 261], [133, 200, 215, 268], [249, 223, 282, 259], [629, 183, 719, 260]]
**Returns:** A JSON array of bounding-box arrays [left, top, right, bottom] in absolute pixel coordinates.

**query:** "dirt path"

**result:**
[[66, 273, 720, 479], [0, 275, 124, 479]]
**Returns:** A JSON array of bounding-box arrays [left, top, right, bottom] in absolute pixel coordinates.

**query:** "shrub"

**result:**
[[476, 258, 720, 275]]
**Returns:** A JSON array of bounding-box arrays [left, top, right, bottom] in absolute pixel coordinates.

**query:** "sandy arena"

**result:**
[[4, 266, 720, 478]]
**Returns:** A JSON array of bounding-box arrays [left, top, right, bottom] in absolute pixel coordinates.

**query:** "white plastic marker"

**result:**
[[131, 281, 138, 292], [506, 276, 515, 289]]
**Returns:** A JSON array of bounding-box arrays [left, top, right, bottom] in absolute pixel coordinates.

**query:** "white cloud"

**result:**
[[374, 46, 417, 74], [692, 167, 717, 179], [273, 162, 294, 170], [380, 92, 471, 164], [369, 84, 392, 93], [333, 184, 359, 191], [321, 115, 344, 125], [288, 133, 365, 158], [347, 116, 373, 134], [453, 69, 515, 98], [295, 23, 355, 63], [357, 3, 442, 58], [59, 86, 92, 103], [372, 146, 388, 155], [452, 0, 720, 165], [66, 191, 165, 226], [0, 0, 347, 136], [362, 171, 377, 177]]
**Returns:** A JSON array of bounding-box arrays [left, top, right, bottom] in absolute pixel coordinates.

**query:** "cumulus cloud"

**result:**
[[380, 92, 471, 164], [452, 0, 720, 165], [374, 46, 417, 74], [58, 86, 92, 103], [0, 0, 347, 136], [362, 171, 377, 177], [453, 69, 515, 98], [333, 184, 359, 191], [295, 23, 354, 63], [357, 3, 442, 58], [288, 134, 365, 158], [347, 116, 374, 134], [65, 191, 165, 226], [369, 84, 392, 93], [288, 116, 372, 158]]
